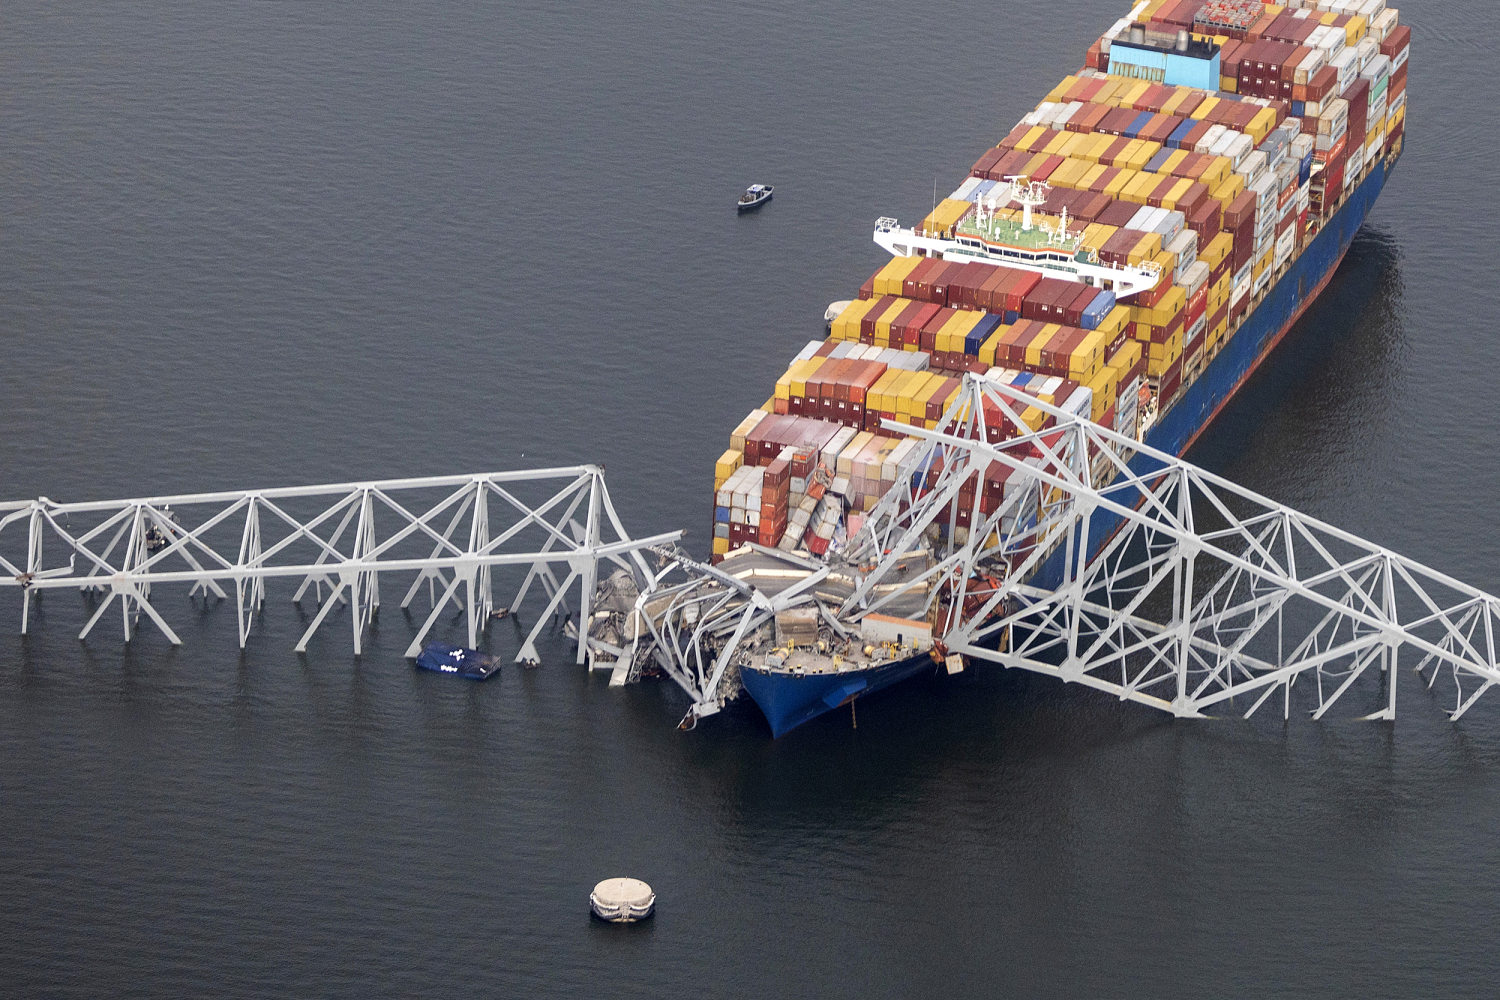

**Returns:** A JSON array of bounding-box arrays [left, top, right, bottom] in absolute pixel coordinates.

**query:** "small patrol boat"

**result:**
[[736, 183, 772, 211], [414, 640, 499, 680]]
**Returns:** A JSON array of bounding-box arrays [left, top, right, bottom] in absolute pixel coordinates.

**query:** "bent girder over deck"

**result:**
[[599, 375, 1500, 728], [0, 467, 680, 665], [856, 375, 1500, 721]]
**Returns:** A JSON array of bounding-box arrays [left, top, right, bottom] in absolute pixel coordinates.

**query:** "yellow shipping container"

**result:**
[[1127, 231, 1163, 266], [1024, 323, 1064, 371], [1081, 222, 1115, 252], [1071, 330, 1109, 381], [1099, 169, 1130, 198], [1161, 177, 1195, 211], [1160, 89, 1193, 117], [1082, 132, 1116, 163], [1245, 107, 1279, 144], [712, 537, 729, 556], [1051, 157, 1090, 189], [1123, 139, 1160, 170], [791, 357, 827, 398], [1041, 131, 1071, 156], [1085, 367, 1116, 423], [837, 431, 875, 477], [1160, 148, 1190, 176], [1061, 132, 1095, 159], [1147, 338, 1183, 376], [1192, 96, 1220, 120], [1111, 338, 1143, 375], [1200, 155, 1232, 189], [1043, 77, 1076, 103], [1211, 172, 1245, 209], [1345, 14, 1367, 46], [867, 371, 902, 414], [1151, 285, 1187, 328], [1019, 125, 1050, 151], [874, 297, 911, 346], [935, 310, 979, 354], [1122, 172, 1158, 205], [920, 198, 972, 236], [1120, 81, 1150, 108], [1098, 304, 1132, 343], [1220, 75, 1238, 94], [715, 448, 743, 487], [831, 297, 875, 342], [1153, 248, 1178, 280], [892, 372, 926, 417], [1020, 406, 1046, 433], [915, 375, 950, 418], [874, 256, 920, 297], [759, 396, 776, 414], [1208, 313, 1229, 347]]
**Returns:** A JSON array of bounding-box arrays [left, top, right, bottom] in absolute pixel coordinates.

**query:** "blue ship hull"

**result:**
[[740, 650, 938, 738], [744, 149, 1397, 737]]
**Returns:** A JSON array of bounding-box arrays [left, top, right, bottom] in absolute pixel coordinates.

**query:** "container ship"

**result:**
[[703, 0, 1407, 736]]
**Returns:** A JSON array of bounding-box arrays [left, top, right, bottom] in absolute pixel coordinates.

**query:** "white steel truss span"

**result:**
[[603, 374, 1500, 728], [0, 467, 679, 664], [850, 374, 1500, 722]]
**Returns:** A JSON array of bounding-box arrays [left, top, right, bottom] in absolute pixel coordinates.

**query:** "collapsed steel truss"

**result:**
[[609, 374, 1500, 725], [856, 374, 1500, 721], [0, 467, 678, 663]]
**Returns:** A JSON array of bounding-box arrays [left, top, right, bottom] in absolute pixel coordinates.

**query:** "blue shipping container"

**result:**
[[1123, 110, 1154, 140], [966, 313, 1003, 355], [1167, 118, 1197, 150]]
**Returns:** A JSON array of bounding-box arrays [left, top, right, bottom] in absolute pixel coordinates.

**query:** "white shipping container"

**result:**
[[1181, 260, 1211, 297], [1331, 49, 1359, 92], [1372, 8, 1397, 42], [1355, 36, 1379, 71], [1239, 149, 1270, 186], [1294, 49, 1326, 85], [1166, 229, 1198, 267], [1223, 132, 1256, 169], [1194, 123, 1229, 155], [1361, 53, 1391, 83], [952, 176, 983, 200], [1126, 205, 1158, 232], [1154, 209, 1187, 242]]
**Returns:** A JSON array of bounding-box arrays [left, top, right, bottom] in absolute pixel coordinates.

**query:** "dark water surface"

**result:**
[[4, 1, 1499, 996]]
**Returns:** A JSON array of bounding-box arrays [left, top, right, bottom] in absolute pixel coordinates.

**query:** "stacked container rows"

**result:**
[[710, 0, 1406, 562]]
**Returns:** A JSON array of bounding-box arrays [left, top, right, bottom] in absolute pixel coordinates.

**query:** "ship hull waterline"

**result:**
[[742, 149, 1396, 738]]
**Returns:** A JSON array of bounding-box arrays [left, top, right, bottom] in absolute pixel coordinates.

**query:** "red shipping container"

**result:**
[[1187, 196, 1221, 238], [977, 268, 1013, 313], [1062, 284, 1097, 328], [1159, 356, 1184, 406], [1381, 24, 1410, 63], [919, 307, 956, 353], [1186, 284, 1208, 326], [903, 256, 940, 299], [1344, 77, 1370, 148], [999, 321, 1036, 368], [859, 295, 898, 341], [971, 147, 1005, 179], [1000, 269, 1041, 315], [1097, 199, 1142, 228], [858, 275, 875, 301]]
